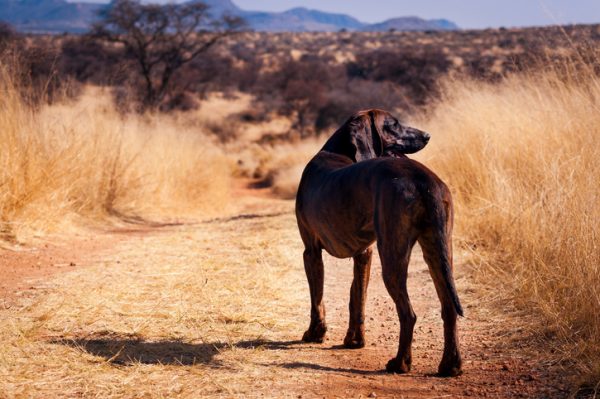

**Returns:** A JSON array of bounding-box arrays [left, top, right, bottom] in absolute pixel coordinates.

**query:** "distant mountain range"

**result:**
[[0, 0, 103, 33], [0, 0, 459, 33]]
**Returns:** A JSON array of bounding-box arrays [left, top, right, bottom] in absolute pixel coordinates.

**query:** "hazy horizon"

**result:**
[[65, 0, 600, 29], [234, 0, 600, 29]]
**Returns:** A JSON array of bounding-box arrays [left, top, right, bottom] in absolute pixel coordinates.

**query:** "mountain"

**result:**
[[0, 0, 104, 33], [202, 0, 240, 17], [242, 7, 365, 32], [362, 17, 459, 32], [0, 0, 459, 33]]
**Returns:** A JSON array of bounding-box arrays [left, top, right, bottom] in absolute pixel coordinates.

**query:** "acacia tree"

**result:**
[[93, 0, 244, 110]]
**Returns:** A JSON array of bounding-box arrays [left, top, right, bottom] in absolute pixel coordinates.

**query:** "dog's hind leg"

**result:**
[[378, 236, 417, 373], [344, 247, 373, 349], [419, 225, 463, 377], [301, 247, 327, 343], [418, 196, 463, 377], [375, 184, 419, 373]]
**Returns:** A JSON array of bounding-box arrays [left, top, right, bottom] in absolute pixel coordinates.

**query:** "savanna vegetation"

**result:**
[[421, 67, 600, 389], [0, 6, 599, 394]]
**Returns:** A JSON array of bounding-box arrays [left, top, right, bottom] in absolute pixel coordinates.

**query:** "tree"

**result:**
[[0, 22, 18, 52], [93, 0, 244, 110]]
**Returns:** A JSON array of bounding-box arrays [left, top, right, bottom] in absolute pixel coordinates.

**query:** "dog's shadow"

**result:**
[[52, 335, 391, 376], [52, 336, 303, 367]]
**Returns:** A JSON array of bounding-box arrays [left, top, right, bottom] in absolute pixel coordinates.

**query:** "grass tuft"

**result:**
[[418, 65, 600, 387], [0, 66, 231, 241]]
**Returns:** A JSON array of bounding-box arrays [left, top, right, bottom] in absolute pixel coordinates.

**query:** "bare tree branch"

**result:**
[[92, 0, 245, 110]]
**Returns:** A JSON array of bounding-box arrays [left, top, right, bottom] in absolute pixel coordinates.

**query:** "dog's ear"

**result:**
[[369, 110, 385, 157], [349, 112, 383, 162]]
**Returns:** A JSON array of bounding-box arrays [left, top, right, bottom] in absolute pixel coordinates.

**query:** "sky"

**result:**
[[233, 0, 600, 29]]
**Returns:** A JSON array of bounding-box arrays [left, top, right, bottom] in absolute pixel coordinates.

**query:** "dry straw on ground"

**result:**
[[0, 199, 310, 398], [0, 66, 231, 242]]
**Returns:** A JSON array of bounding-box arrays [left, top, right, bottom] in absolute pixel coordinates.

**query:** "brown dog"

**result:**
[[295, 109, 463, 377]]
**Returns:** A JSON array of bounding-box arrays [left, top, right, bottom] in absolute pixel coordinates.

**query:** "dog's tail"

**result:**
[[423, 192, 464, 317]]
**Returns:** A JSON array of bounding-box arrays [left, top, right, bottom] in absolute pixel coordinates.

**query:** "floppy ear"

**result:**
[[349, 113, 383, 162], [369, 110, 385, 156]]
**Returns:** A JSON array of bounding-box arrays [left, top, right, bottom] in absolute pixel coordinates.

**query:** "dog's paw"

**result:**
[[437, 362, 463, 377], [385, 357, 411, 374], [302, 323, 327, 343], [343, 329, 365, 349], [438, 352, 462, 377], [344, 339, 365, 349], [343, 337, 365, 349]]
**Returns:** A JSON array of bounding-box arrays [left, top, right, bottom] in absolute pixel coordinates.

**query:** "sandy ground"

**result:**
[[0, 188, 571, 398]]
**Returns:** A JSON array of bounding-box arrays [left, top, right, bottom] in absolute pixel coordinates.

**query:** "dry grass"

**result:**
[[417, 67, 600, 387], [231, 138, 324, 199], [2, 46, 599, 393], [0, 67, 232, 242], [0, 199, 311, 398]]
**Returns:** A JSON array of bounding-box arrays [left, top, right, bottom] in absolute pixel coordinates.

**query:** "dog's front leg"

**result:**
[[302, 247, 327, 343], [344, 247, 373, 348]]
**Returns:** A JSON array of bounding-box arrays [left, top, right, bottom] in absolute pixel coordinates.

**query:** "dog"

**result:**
[[295, 109, 463, 377]]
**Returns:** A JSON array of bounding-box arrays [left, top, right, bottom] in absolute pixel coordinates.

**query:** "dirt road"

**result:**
[[0, 192, 568, 398]]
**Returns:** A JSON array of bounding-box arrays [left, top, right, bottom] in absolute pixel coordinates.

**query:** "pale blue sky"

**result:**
[[234, 0, 600, 29]]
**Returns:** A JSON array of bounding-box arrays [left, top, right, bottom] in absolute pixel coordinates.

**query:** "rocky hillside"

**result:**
[[0, 0, 459, 33]]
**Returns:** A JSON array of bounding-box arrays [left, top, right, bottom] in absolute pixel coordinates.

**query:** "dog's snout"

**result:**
[[423, 132, 431, 142]]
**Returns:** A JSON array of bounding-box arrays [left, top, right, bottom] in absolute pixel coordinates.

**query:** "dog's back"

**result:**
[[296, 153, 448, 259]]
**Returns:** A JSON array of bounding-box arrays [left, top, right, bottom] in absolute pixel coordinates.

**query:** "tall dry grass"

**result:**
[[0, 66, 231, 241], [418, 66, 600, 387], [232, 138, 324, 199]]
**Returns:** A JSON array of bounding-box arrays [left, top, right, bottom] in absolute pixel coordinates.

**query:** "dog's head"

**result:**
[[325, 109, 430, 162], [353, 109, 430, 161]]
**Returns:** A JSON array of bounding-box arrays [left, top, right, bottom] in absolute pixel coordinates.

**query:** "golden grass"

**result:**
[[417, 68, 600, 387], [0, 199, 311, 398], [231, 138, 324, 199], [2, 50, 599, 392], [0, 67, 232, 242]]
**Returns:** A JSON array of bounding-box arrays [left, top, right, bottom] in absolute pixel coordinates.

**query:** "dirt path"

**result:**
[[0, 192, 569, 398], [0, 235, 130, 308]]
